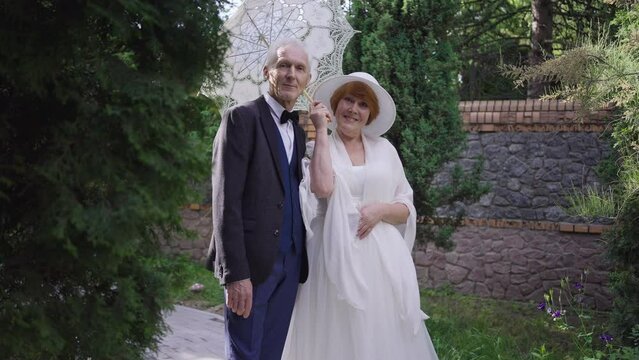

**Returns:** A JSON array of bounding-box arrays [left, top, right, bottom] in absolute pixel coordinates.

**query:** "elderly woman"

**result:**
[[283, 72, 439, 359]]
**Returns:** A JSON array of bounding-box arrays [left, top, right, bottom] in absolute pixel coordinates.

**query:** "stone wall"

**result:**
[[173, 100, 615, 307], [434, 131, 611, 223], [419, 100, 614, 308], [414, 225, 612, 309], [162, 206, 211, 263]]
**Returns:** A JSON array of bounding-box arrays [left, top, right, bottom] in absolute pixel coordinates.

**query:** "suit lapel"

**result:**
[[257, 96, 285, 190]]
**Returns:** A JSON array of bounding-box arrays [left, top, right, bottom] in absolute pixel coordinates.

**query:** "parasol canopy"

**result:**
[[202, 0, 356, 110]]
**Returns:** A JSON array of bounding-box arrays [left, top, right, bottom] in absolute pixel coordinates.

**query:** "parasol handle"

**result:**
[[302, 89, 313, 104]]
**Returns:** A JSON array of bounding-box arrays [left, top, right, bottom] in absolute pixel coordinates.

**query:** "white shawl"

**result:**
[[300, 132, 425, 334]]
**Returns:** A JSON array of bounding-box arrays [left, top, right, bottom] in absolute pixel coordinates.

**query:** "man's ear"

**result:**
[[263, 66, 269, 80]]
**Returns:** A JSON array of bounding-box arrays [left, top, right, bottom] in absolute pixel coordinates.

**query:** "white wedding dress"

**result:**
[[282, 133, 439, 360]]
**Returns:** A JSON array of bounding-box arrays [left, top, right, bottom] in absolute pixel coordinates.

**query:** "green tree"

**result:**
[[528, 0, 553, 98], [456, 0, 531, 100], [0, 1, 227, 358], [345, 0, 487, 248], [506, 0, 639, 344], [457, 0, 616, 100]]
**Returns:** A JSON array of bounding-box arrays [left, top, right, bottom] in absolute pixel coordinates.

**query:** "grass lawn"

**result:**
[[161, 254, 610, 359], [422, 286, 586, 359]]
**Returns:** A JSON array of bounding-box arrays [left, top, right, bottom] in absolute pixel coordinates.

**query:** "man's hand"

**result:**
[[225, 278, 253, 318]]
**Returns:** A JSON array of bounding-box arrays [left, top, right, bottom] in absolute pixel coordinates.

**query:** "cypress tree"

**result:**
[[345, 0, 486, 248], [0, 1, 227, 357]]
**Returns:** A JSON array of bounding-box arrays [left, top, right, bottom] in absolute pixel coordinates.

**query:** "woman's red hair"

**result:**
[[330, 81, 380, 125]]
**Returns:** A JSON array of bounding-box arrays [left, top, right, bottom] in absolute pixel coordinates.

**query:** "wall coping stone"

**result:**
[[186, 205, 611, 235], [459, 100, 613, 133], [417, 216, 612, 235], [300, 101, 614, 139]]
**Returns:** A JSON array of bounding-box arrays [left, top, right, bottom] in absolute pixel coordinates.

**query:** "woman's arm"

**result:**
[[357, 139, 415, 239], [309, 101, 334, 198], [381, 202, 410, 224], [357, 202, 409, 239]]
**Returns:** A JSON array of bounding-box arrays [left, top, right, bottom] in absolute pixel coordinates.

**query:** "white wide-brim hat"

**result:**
[[312, 72, 396, 137]]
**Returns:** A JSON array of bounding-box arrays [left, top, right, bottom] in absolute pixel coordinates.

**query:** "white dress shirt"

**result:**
[[264, 93, 295, 163]]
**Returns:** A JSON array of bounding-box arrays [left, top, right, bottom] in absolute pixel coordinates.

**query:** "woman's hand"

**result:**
[[357, 202, 410, 239], [357, 203, 385, 239], [309, 100, 332, 132]]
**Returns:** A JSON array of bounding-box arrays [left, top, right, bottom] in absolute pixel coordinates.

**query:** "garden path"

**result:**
[[146, 305, 225, 360]]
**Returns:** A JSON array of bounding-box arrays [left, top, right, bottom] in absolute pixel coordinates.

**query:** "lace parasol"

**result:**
[[202, 0, 357, 110]]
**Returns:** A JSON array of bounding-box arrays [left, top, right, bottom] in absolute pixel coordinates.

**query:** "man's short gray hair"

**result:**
[[263, 38, 310, 69]]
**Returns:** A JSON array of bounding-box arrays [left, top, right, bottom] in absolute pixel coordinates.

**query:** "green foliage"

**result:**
[[506, 2, 639, 345], [605, 192, 639, 343], [156, 255, 224, 309], [595, 146, 621, 186], [424, 287, 584, 359], [185, 94, 224, 204], [456, 0, 531, 100], [345, 0, 487, 249], [424, 284, 639, 359], [456, 0, 617, 100], [0, 0, 228, 358], [565, 185, 618, 218], [534, 274, 639, 360]]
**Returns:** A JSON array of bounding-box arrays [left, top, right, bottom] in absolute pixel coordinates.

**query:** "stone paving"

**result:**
[[146, 305, 225, 360]]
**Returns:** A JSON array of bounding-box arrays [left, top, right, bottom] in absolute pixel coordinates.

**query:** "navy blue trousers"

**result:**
[[224, 249, 301, 360]]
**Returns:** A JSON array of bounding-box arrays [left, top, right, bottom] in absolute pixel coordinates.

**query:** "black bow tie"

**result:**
[[280, 110, 299, 124]]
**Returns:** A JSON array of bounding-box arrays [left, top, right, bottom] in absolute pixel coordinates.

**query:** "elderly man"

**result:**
[[206, 38, 311, 360]]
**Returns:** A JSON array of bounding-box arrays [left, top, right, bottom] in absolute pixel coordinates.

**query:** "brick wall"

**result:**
[[459, 99, 610, 132], [299, 99, 612, 139]]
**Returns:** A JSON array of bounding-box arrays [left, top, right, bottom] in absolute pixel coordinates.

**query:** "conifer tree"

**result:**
[[345, 0, 487, 248], [0, 1, 227, 357]]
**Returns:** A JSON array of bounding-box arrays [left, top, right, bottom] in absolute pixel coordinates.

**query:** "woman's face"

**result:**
[[334, 93, 371, 136]]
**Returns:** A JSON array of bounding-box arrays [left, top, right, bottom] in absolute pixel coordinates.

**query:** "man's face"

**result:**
[[263, 45, 310, 110]]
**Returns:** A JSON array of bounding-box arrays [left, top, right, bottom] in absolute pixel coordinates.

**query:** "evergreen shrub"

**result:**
[[345, 0, 488, 248], [0, 1, 227, 357]]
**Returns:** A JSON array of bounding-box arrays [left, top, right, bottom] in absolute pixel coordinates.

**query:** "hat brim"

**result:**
[[312, 74, 396, 138]]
